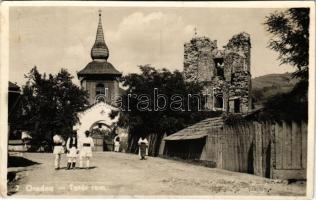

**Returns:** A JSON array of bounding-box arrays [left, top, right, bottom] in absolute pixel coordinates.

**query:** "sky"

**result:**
[[9, 6, 295, 86]]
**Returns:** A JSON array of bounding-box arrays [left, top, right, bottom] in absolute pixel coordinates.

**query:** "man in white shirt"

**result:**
[[52, 134, 65, 170]]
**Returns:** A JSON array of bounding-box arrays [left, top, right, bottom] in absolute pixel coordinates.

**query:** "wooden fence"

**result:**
[[192, 120, 307, 179]]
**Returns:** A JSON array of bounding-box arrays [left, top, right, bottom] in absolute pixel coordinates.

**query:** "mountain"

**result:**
[[251, 73, 298, 106]]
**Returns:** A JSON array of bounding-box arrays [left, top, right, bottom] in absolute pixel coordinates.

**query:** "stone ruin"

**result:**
[[183, 32, 252, 114]]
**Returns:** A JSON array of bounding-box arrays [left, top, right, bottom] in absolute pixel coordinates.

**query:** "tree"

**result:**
[[119, 65, 221, 155], [264, 8, 309, 80], [16, 67, 89, 149], [262, 8, 309, 121]]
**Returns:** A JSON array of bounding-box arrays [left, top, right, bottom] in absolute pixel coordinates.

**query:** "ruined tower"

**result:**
[[183, 32, 252, 114]]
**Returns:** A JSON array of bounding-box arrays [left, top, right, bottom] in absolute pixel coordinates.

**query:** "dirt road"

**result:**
[[8, 152, 305, 197]]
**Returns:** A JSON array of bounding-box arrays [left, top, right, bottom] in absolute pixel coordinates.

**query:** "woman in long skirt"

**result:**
[[138, 136, 148, 160], [79, 131, 94, 169], [66, 130, 78, 170]]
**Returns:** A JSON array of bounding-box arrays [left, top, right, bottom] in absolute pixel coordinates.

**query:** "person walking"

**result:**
[[113, 135, 120, 152], [66, 130, 78, 170], [79, 131, 94, 169], [138, 135, 148, 160], [52, 133, 65, 170]]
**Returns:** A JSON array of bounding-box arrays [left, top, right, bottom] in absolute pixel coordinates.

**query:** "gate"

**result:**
[[91, 134, 104, 151]]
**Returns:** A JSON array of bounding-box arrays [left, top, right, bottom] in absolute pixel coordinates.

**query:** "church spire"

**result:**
[[91, 10, 109, 61]]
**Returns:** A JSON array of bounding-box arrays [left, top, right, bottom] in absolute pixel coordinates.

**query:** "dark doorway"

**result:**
[[165, 138, 206, 160], [214, 95, 223, 109], [234, 98, 241, 113]]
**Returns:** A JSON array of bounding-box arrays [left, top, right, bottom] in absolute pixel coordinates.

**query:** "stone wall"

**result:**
[[184, 37, 217, 82], [228, 71, 251, 113]]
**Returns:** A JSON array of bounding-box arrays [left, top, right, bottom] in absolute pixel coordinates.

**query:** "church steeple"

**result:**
[[91, 10, 109, 61]]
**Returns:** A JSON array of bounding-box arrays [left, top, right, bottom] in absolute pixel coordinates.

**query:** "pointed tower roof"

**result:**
[[78, 11, 121, 78], [91, 10, 109, 61]]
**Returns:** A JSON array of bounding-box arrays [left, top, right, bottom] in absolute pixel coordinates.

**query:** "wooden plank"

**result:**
[[270, 123, 276, 178], [230, 126, 235, 171], [261, 122, 267, 177], [222, 126, 227, 169], [236, 125, 241, 172], [275, 122, 283, 169], [225, 126, 230, 170], [242, 123, 247, 172], [227, 126, 232, 171], [233, 126, 238, 172], [301, 121, 307, 169], [253, 123, 257, 175], [258, 123, 263, 176], [283, 121, 292, 169], [233, 126, 239, 172], [272, 169, 306, 180], [241, 123, 247, 172], [237, 123, 244, 172], [291, 121, 302, 169], [247, 122, 254, 173], [217, 130, 223, 168]]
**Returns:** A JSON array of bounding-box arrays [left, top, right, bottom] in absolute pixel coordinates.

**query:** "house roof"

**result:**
[[9, 82, 20, 91], [77, 61, 122, 77], [164, 117, 224, 141]]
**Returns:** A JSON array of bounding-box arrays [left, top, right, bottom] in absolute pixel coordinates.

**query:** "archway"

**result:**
[[73, 102, 119, 139], [89, 120, 112, 151]]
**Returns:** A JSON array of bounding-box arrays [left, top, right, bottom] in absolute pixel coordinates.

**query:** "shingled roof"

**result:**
[[78, 11, 122, 77], [77, 61, 122, 76], [164, 117, 224, 141]]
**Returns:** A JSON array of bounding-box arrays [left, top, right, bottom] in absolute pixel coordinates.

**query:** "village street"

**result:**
[[8, 152, 305, 197]]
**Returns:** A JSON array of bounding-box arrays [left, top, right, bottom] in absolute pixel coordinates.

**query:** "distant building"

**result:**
[[183, 33, 252, 114]]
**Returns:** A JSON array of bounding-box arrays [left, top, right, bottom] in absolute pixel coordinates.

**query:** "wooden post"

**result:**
[[158, 133, 167, 156]]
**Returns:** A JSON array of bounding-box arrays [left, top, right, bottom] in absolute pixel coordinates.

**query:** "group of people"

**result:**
[[53, 130, 94, 170], [53, 131, 150, 170]]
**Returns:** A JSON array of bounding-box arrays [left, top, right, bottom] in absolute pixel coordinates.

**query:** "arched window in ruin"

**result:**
[[214, 93, 223, 110], [214, 58, 224, 77]]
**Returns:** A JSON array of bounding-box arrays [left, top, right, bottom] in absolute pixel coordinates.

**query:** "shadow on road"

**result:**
[[7, 155, 40, 196], [8, 155, 40, 168]]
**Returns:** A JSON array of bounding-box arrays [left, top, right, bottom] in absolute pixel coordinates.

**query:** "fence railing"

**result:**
[[200, 120, 307, 179], [162, 120, 307, 180]]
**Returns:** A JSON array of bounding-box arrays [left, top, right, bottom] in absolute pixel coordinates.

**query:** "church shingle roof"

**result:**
[[77, 61, 121, 76], [91, 12, 109, 61]]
